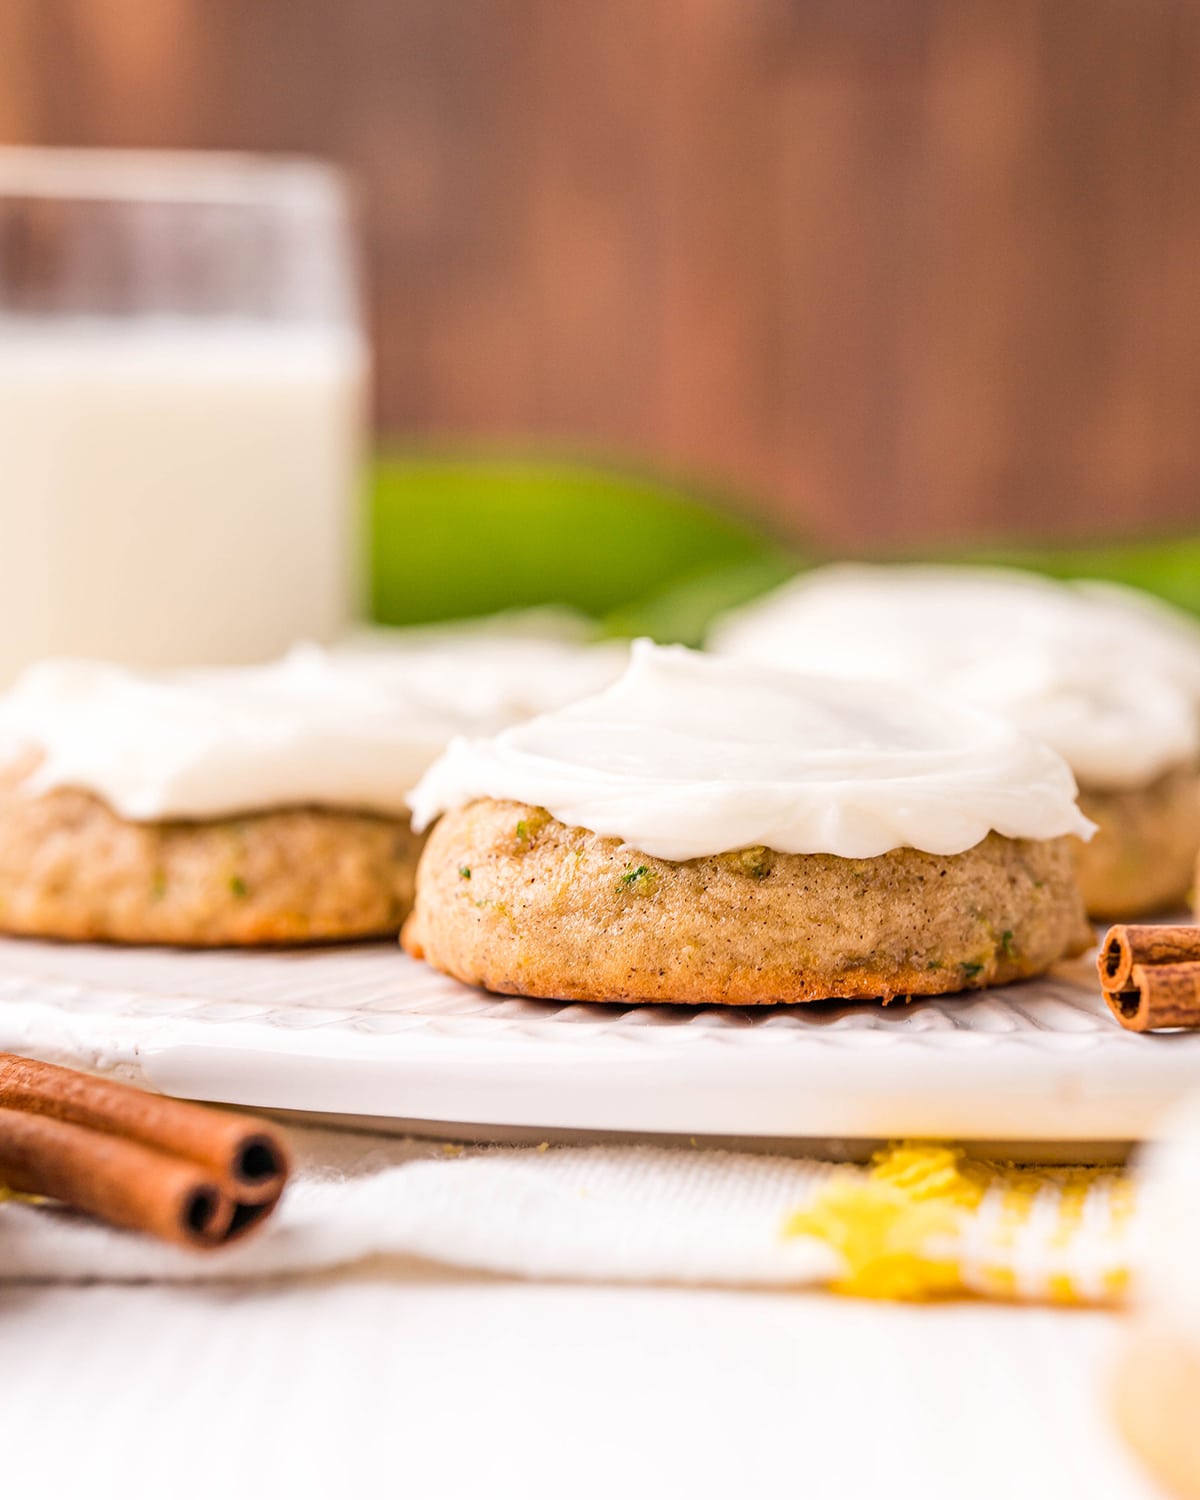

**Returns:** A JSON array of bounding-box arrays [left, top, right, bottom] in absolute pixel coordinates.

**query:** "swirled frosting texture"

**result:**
[[0, 632, 626, 821], [409, 641, 1094, 860], [710, 565, 1200, 791]]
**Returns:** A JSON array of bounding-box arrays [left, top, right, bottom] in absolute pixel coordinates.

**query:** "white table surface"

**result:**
[[0, 1272, 1161, 1500]]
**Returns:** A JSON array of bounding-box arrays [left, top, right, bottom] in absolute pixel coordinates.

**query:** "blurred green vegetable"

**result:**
[[603, 554, 801, 646], [368, 454, 1200, 643], [953, 537, 1200, 619], [369, 455, 777, 626], [605, 533, 1200, 644]]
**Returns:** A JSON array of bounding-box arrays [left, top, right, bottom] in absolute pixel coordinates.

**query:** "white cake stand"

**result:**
[[0, 935, 1195, 1157]]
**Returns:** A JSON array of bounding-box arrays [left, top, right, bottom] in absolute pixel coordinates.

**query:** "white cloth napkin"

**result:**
[[0, 1125, 840, 1285]]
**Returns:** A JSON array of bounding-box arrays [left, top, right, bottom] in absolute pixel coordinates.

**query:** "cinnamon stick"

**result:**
[[0, 1055, 290, 1247], [0, 1108, 236, 1248], [1104, 962, 1200, 1033], [1098, 925, 1200, 993], [0, 1054, 289, 1203]]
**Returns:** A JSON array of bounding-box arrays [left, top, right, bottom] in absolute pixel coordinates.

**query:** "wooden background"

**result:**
[[2, 0, 1199, 548]]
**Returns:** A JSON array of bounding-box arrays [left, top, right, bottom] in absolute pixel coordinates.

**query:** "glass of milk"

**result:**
[[0, 148, 368, 683]]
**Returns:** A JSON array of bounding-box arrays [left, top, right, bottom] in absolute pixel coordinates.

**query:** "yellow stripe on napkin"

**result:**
[[785, 1143, 1133, 1304]]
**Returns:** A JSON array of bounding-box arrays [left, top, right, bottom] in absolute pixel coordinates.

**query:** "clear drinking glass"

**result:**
[[0, 148, 368, 683]]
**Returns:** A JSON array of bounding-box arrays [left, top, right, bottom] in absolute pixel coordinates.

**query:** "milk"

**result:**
[[0, 318, 366, 683]]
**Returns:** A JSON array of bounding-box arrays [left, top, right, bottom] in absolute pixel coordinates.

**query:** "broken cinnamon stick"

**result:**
[[1098, 925, 1200, 994], [1105, 962, 1200, 1033], [0, 1055, 290, 1247]]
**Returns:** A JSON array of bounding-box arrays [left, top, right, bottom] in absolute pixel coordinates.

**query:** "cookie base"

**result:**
[[0, 759, 424, 946], [403, 799, 1092, 1005], [1076, 764, 1200, 919], [1114, 1323, 1200, 1500]]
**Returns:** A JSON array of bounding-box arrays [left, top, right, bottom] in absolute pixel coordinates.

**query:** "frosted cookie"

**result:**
[[0, 652, 452, 945], [0, 621, 626, 947], [711, 565, 1200, 919], [403, 643, 1094, 1005], [1115, 1097, 1200, 1500]]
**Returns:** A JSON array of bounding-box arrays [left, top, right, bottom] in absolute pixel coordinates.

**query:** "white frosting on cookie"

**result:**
[[0, 632, 626, 821], [335, 618, 627, 728], [409, 641, 1094, 860], [709, 566, 1200, 791]]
